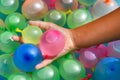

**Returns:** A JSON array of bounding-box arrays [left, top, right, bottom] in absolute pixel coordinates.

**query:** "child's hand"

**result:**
[[13, 21, 76, 70], [29, 21, 76, 70]]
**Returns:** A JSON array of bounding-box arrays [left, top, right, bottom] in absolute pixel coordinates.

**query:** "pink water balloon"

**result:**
[[79, 47, 99, 68], [108, 40, 120, 58], [79, 44, 108, 68], [39, 29, 65, 59]]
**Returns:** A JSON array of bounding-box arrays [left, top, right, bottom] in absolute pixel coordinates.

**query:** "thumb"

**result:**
[[35, 59, 53, 70], [12, 36, 24, 43], [35, 51, 69, 70], [29, 21, 59, 31]]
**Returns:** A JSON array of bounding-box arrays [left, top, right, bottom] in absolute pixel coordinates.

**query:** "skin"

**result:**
[[72, 7, 120, 48], [13, 7, 120, 70]]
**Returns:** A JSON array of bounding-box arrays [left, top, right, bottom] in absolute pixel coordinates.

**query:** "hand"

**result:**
[[13, 21, 76, 70]]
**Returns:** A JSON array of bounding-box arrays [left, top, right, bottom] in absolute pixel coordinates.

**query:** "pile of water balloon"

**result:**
[[0, 0, 120, 80]]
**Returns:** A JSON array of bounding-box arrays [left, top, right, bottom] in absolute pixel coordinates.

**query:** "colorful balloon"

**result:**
[[44, 0, 56, 10], [5, 13, 27, 32], [32, 65, 60, 80], [79, 47, 99, 68], [0, 27, 5, 35], [67, 8, 92, 28], [40, 29, 65, 59], [0, 0, 119, 79], [65, 52, 75, 59], [8, 72, 31, 80], [78, 0, 97, 6], [92, 0, 119, 19], [79, 44, 108, 68], [59, 59, 86, 80], [22, 0, 48, 20], [0, 75, 7, 80], [96, 44, 108, 59], [51, 60, 59, 68], [108, 40, 120, 58], [93, 57, 120, 80], [0, 54, 18, 78], [57, 52, 75, 64], [0, 31, 20, 54], [0, 0, 19, 14], [13, 44, 43, 72], [55, 0, 78, 12], [44, 10, 66, 26], [22, 26, 43, 45]]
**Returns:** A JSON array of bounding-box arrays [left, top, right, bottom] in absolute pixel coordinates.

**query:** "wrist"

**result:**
[[70, 27, 89, 50], [70, 28, 82, 50]]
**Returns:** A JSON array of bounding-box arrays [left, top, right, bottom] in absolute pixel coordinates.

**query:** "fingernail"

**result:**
[[35, 64, 42, 70], [12, 36, 19, 41]]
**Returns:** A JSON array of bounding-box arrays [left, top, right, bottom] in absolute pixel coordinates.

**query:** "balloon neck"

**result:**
[[16, 28, 22, 33], [44, 54, 55, 59], [95, 44, 100, 48], [65, 9, 72, 14], [45, 31, 58, 43], [50, 0, 56, 7], [104, 0, 111, 4], [81, 74, 92, 80]]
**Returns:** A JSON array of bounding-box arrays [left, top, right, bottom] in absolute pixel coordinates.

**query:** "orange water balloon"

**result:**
[[22, 0, 48, 20]]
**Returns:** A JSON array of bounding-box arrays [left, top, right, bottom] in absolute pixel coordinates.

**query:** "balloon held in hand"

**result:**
[[40, 29, 65, 59]]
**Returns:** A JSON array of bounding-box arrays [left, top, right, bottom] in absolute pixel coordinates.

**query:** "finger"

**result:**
[[29, 21, 54, 30], [35, 59, 53, 70], [12, 36, 23, 43], [29, 21, 67, 35], [12, 36, 20, 41]]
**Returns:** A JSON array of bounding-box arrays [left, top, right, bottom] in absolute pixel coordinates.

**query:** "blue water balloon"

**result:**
[[13, 44, 43, 72], [93, 57, 120, 80]]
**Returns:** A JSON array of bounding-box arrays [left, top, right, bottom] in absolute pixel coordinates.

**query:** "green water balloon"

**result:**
[[59, 59, 86, 80], [67, 9, 92, 29], [5, 13, 27, 32], [57, 52, 75, 64], [0, 26, 5, 34], [32, 65, 60, 80], [65, 52, 75, 59], [0, 54, 19, 78], [8, 72, 31, 80], [0, 31, 20, 54], [0, 0, 19, 14], [44, 10, 66, 26]]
